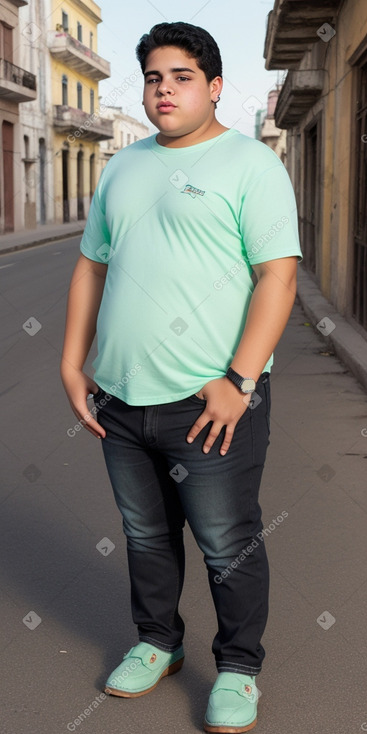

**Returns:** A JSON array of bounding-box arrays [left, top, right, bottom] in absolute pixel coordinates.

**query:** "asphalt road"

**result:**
[[1, 238, 367, 734]]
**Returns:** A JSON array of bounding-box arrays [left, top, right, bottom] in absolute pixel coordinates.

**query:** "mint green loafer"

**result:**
[[104, 641, 184, 698], [203, 672, 259, 732]]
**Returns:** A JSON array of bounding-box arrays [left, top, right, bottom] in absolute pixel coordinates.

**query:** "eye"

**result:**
[[146, 78, 160, 84], [177, 76, 190, 82]]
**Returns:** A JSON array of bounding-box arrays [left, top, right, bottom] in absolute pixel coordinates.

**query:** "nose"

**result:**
[[156, 77, 173, 96]]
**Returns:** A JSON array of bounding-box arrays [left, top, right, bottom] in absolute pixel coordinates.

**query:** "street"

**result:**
[[1, 237, 367, 734]]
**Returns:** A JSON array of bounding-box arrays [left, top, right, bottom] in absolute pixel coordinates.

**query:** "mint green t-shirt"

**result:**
[[80, 128, 302, 405]]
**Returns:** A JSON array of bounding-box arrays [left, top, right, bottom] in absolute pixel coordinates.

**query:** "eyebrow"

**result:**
[[144, 67, 196, 78]]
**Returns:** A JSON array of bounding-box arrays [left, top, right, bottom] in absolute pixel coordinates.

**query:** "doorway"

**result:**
[[2, 121, 14, 232], [77, 149, 84, 220], [62, 148, 69, 223]]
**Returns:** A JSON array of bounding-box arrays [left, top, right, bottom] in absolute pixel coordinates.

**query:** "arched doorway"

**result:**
[[77, 149, 84, 220], [39, 138, 46, 224], [62, 147, 69, 223], [89, 152, 95, 201], [2, 121, 14, 231]]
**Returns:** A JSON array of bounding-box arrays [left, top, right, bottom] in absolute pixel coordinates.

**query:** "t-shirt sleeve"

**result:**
[[79, 167, 111, 262], [240, 162, 303, 265]]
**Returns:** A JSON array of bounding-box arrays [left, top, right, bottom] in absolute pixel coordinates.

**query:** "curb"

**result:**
[[0, 229, 83, 256], [297, 266, 367, 393]]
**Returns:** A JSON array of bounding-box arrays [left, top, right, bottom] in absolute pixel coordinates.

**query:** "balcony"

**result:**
[[274, 70, 327, 128], [264, 0, 343, 70], [0, 59, 37, 103], [53, 105, 114, 141], [47, 31, 110, 81]]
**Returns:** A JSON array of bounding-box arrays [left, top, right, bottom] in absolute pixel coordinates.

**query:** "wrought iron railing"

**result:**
[[0, 59, 36, 90], [51, 32, 109, 73]]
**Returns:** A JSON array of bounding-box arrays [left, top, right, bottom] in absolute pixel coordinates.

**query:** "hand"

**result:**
[[186, 377, 251, 455], [60, 366, 106, 439]]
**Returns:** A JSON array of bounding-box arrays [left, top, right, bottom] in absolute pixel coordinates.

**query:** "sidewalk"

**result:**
[[0, 219, 86, 255], [297, 266, 367, 393], [1, 221, 367, 395]]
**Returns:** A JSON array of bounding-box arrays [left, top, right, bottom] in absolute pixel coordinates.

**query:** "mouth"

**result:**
[[157, 102, 176, 111]]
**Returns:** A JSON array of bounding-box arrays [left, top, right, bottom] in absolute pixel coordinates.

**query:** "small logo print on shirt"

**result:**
[[182, 183, 205, 198]]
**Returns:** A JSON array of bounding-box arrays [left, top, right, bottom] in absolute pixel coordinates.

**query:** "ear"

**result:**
[[210, 75, 223, 102]]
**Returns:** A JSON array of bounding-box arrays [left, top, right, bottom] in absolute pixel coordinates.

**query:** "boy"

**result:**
[[60, 21, 302, 733]]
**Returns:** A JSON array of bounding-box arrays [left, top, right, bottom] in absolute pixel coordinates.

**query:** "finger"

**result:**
[[81, 413, 106, 439], [202, 420, 226, 453], [218, 424, 235, 456], [74, 404, 106, 439], [186, 415, 210, 444], [84, 422, 106, 439]]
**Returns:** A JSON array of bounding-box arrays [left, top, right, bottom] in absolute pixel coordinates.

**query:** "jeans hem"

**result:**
[[138, 634, 183, 653], [216, 662, 261, 676]]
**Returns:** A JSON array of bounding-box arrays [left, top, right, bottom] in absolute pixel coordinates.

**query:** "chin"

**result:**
[[158, 128, 183, 137], [154, 123, 184, 137]]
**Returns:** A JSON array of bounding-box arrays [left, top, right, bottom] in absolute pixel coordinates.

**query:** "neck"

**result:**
[[156, 119, 229, 148]]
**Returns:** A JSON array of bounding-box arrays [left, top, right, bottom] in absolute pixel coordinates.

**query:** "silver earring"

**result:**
[[217, 95, 220, 101]]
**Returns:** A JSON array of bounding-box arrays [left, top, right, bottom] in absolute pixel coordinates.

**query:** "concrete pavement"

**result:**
[[0, 219, 86, 255], [0, 236, 367, 734]]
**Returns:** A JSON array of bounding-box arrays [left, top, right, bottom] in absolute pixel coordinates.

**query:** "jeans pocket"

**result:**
[[93, 386, 105, 401], [187, 393, 207, 404]]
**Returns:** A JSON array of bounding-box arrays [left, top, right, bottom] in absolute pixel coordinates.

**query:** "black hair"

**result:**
[[136, 21, 222, 82]]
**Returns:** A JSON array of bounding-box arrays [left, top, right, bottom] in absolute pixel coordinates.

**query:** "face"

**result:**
[[142, 45, 222, 140]]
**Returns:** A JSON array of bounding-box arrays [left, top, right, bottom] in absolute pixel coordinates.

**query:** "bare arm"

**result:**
[[60, 253, 108, 438], [186, 256, 298, 455], [230, 256, 297, 379]]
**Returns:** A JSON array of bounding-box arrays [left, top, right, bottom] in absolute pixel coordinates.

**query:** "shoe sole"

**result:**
[[104, 656, 184, 698], [203, 718, 257, 733]]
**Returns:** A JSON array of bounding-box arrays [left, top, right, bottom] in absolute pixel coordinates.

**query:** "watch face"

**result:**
[[241, 378, 256, 393]]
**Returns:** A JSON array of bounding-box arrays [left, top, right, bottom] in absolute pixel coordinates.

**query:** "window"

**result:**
[[62, 74, 68, 105], [77, 81, 82, 110], [24, 135, 30, 159], [89, 31, 93, 50], [62, 11, 69, 32], [127, 133, 131, 145], [90, 89, 94, 114], [1, 22, 13, 63], [77, 22, 82, 42]]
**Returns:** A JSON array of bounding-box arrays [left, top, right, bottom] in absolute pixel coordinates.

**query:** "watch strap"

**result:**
[[226, 367, 256, 393], [226, 367, 244, 390]]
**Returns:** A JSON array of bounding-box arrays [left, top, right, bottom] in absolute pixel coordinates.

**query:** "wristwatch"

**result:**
[[226, 367, 256, 394]]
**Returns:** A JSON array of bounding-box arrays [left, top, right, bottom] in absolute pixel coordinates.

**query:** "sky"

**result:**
[[96, 0, 285, 138]]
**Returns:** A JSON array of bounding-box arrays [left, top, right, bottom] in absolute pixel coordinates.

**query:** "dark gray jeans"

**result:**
[[93, 373, 271, 675]]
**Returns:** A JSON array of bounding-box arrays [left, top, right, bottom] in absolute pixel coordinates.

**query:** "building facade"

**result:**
[[0, 0, 37, 233], [46, 0, 113, 223], [264, 0, 367, 337], [16, 0, 113, 229], [18, 0, 53, 227], [259, 87, 285, 161], [99, 105, 149, 167]]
